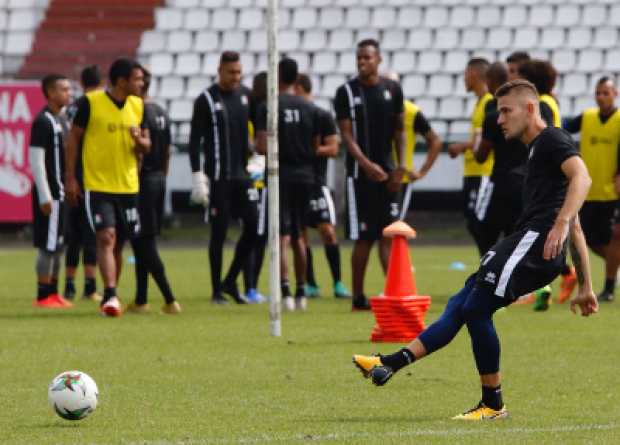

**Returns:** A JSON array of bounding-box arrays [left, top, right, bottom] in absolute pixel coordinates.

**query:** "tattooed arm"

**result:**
[[568, 215, 598, 317]]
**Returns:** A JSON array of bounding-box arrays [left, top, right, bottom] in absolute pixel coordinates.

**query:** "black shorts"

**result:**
[[257, 183, 312, 237], [476, 227, 565, 301], [32, 195, 65, 253], [138, 173, 166, 237], [579, 200, 620, 247], [84, 191, 140, 240], [208, 179, 259, 225], [345, 177, 400, 241], [475, 181, 522, 236], [305, 184, 337, 228], [463, 176, 484, 224], [64, 197, 96, 248]]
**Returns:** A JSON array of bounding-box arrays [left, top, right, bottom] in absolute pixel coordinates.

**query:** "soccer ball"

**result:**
[[48, 371, 98, 421]]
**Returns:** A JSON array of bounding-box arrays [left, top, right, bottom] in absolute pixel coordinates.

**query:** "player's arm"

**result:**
[[131, 111, 151, 154], [64, 96, 89, 206], [447, 139, 472, 158], [316, 110, 339, 158], [188, 95, 209, 206], [476, 114, 495, 163], [338, 119, 387, 182], [543, 155, 592, 260], [254, 101, 267, 155], [562, 114, 582, 134], [29, 120, 53, 216], [388, 85, 407, 191], [568, 215, 598, 316], [316, 134, 339, 157], [409, 112, 441, 181], [162, 111, 172, 176]]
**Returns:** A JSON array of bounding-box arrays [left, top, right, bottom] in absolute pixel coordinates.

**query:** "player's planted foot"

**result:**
[[126, 302, 150, 314], [161, 301, 182, 314], [221, 282, 249, 304], [305, 284, 320, 298], [211, 294, 228, 305], [51, 294, 73, 308], [100, 296, 122, 317], [34, 295, 67, 308], [452, 402, 508, 420], [82, 291, 102, 302], [352, 295, 371, 311], [597, 289, 614, 302], [533, 285, 552, 311], [64, 281, 76, 301], [334, 281, 351, 299], [245, 288, 265, 304]]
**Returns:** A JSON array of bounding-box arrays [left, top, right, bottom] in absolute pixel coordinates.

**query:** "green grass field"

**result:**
[[1, 243, 619, 445]]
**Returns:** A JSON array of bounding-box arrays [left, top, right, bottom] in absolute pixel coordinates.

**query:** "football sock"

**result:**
[[295, 283, 305, 298], [482, 385, 503, 410], [380, 348, 416, 372], [51, 279, 58, 295], [281, 280, 291, 297], [64, 278, 76, 296], [604, 278, 615, 294], [209, 222, 226, 296], [324, 244, 341, 283], [84, 277, 96, 296], [103, 287, 116, 304], [305, 247, 317, 286], [37, 282, 53, 301]]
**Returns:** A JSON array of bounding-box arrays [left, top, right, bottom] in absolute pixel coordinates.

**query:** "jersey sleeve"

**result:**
[[71, 96, 90, 129], [562, 114, 582, 134], [540, 101, 555, 128], [392, 82, 405, 115], [547, 130, 580, 168], [255, 102, 267, 132], [333, 85, 350, 121], [319, 109, 337, 138], [188, 94, 209, 172], [413, 111, 431, 135], [482, 112, 502, 144], [29, 115, 52, 150]]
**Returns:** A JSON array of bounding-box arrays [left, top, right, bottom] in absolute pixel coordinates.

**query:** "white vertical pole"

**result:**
[[267, 0, 281, 337]]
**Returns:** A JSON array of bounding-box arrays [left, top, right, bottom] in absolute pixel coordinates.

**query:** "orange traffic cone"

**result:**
[[369, 221, 432, 343]]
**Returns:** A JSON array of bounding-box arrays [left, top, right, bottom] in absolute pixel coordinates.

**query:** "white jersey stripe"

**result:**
[[347, 177, 359, 240], [46, 200, 59, 251], [475, 177, 494, 222], [44, 112, 64, 200], [399, 182, 415, 220], [344, 83, 359, 179], [495, 230, 539, 297], [321, 185, 337, 226], [203, 90, 221, 181], [84, 191, 96, 232]]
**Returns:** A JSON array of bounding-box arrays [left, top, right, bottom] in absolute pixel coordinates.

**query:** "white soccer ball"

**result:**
[[48, 371, 98, 421]]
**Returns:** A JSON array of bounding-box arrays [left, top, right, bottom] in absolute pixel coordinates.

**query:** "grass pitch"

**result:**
[[0, 242, 619, 445]]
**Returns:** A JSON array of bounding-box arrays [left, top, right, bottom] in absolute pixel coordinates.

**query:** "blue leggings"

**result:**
[[418, 275, 508, 375]]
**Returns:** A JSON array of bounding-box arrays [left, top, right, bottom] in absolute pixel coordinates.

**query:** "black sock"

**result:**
[[51, 279, 58, 295], [103, 287, 116, 304], [37, 283, 53, 301], [295, 283, 305, 298], [604, 278, 616, 294], [324, 244, 341, 283], [84, 277, 96, 296], [64, 278, 75, 294], [380, 348, 416, 372], [306, 247, 317, 286], [281, 280, 291, 297], [482, 385, 503, 410]]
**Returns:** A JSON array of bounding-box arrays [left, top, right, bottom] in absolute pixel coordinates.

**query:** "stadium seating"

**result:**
[[134, 0, 620, 143], [0, 0, 48, 77]]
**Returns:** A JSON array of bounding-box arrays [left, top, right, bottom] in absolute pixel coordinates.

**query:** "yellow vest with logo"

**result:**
[[394, 100, 419, 183], [580, 107, 620, 201], [82, 91, 143, 194], [464, 92, 494, 177], [540, 94, 561, 128]]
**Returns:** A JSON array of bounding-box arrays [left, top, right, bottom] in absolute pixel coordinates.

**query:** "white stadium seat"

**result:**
[[502, 6, 527, 28], [416, 98, 438, 118], [186, 77, 210, 98], [397, 7, 422, 28], [239, 52, 255, 72], [555, 5, 580, 27], [0, 10, 6, 29], [428, 74, 453, 98], [371, 7, 396, 29], [576, 49, 602, 73], [201, 53, 220, 75], [301, 29, 327, 51], [193, 30, 219, 52], [247, 30, 267, 52], [288, 52, 310, 72], [610, 5, 620, 26], [318, 7, 343, 29], [434, 29, 458, 50], [201, 0, 225, 7], [345, 7, 370, 29], [449, 6, 474, 29], [292, 8, 317, 30], [382, 29, 406, 51], [175, 53, 201, 76], [528, 6, 553, 27], [582, 5, 606, 27], [169, 99, 193, 122], [486, 28, 512, 49], [408, 29, 432, 51], [229, 0, 252, 7], [149, 53, 174, 76], [138, 31, 166, 54], [184, 8, 209, 30], [513, 28, 539, 49], [8, 9, 39, 30], [561, 73, 587, 97], [567, 28, 591, 50], [159, 77, 185, 99], [221, 30, 246, 51], [336, 52, 355, 75], [167, 31, 192, 52], [593, 28, 617, 49], [477, 6, 501, 28], [312, 52, 337, 74], [460, 28, 485, 50], [168, 0, 200, 7], [402, 74, 426, 98], [424, 6, 448, 29], [449, 120, 470, 137], [444, 51, 469, 74], [211, 9, 236, 30], [321, 74, 345, 98], [279, 29, 300, 52], [417, 51, 442, 74], [392, 51, 416, 73], [238, 9, 263, 30], [155, 8, 183, 30], [328, 29, 354, 52], [438, 97, 463, 120], [552, 49, 577, 73], [540, 28, 564, 50]]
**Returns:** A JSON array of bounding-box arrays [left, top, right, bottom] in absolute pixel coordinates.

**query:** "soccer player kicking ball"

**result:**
[[353, 80, 598, 420]]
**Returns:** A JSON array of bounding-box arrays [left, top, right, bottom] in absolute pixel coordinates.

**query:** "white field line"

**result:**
[[121, 422, 618, 445]]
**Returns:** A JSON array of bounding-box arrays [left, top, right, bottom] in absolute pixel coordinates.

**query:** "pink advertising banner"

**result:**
[[0, 82, 46, 223]]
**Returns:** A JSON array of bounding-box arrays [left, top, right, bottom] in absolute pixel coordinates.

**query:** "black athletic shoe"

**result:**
[[211, 294, 228, 305], [222, 282, 249, 304], [597, 289, 614, 302], [64, 285, 76, 301], [352, 295, 371, 311], [370, 363, 394, 386]]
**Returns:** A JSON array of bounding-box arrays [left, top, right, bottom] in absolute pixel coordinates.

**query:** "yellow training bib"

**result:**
[[464, 92, 494, 177], [82, 91, 143, 194]]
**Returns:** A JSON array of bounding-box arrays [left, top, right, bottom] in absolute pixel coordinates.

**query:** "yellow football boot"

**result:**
[[452, 402, 508, 420]]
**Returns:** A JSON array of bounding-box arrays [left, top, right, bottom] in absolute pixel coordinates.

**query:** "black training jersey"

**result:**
[[516, 127, 580, 231], [30, 107, 65, 200], [314, 106, 338, 185], [189, 84, 252, 181], [483, 99, 555, 185], [256, 93, 319, 184], [142, 101, 171, 175], [334, 77, 404, 178]]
